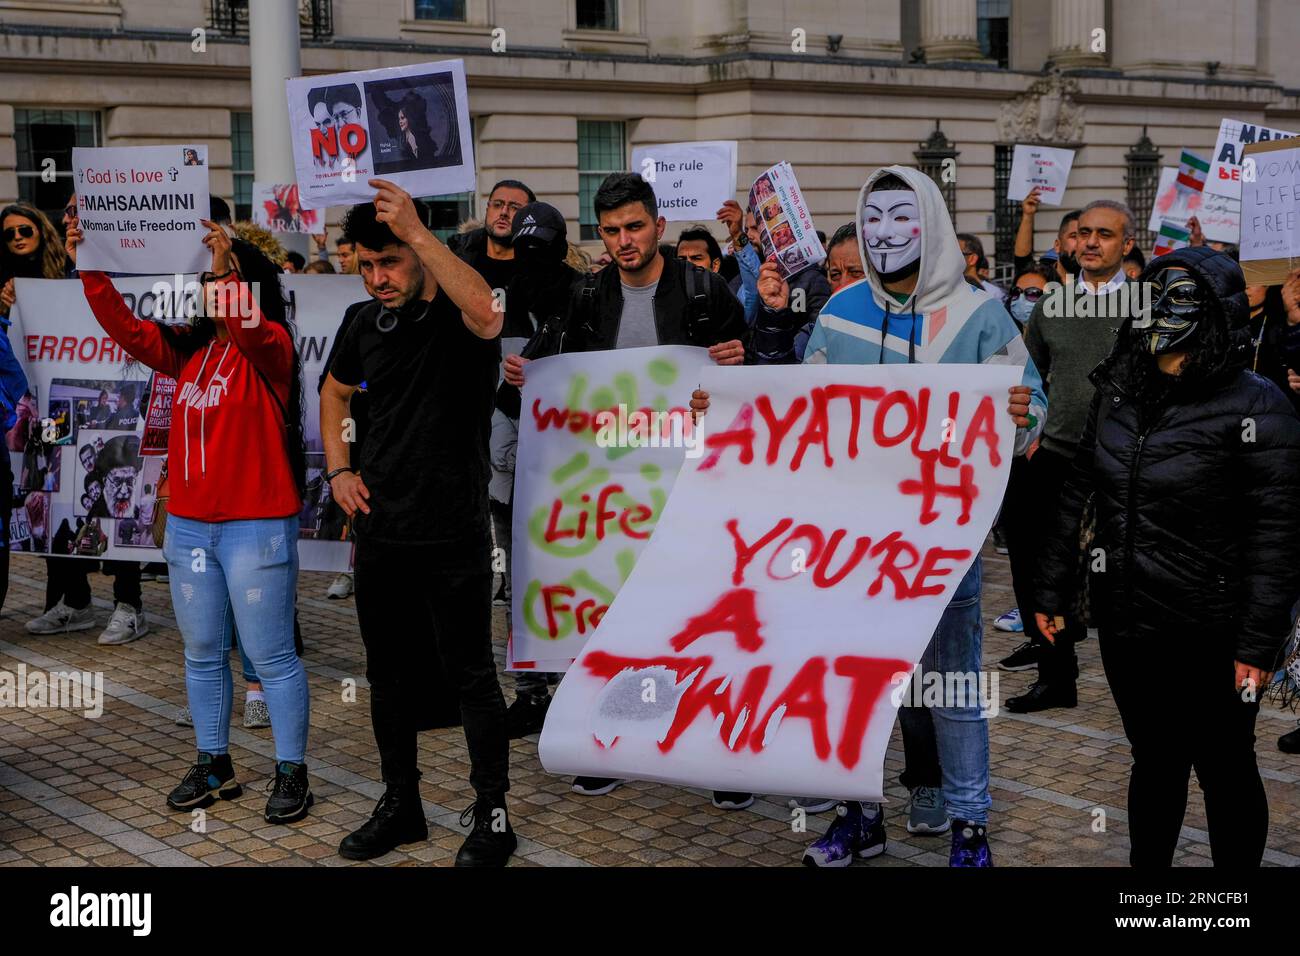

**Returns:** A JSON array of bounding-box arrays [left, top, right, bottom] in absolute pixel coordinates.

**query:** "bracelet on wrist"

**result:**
[[324, 467, 356, 483]]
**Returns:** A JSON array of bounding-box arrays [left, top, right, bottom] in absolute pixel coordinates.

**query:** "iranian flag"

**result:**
[[1175, 149, 1210, 193], [1153, 219, 1191, 256]]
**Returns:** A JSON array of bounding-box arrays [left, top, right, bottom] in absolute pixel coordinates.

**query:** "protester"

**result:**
[[447, 179, 535, 293], [957, 233, 1003, 298], [504, 171, 746, 806], [71, 217, 313, 824], [694, 166, 1047, 866], [284, 251, 306, 273], [321, 179, 516, 867], [824, 222, 866, 293], [1242, 272, 1300, 418], [674, 225, 723, 272], [757, 244, 831, 364], [303, 259, 336, 274], [0, 202, 37, 612], [1123, 246, 1146, 281], [999, 201, 1137, 713], [1036, 246, 1300, 867], [336, 239, 358, 275], [717, 199, 761, 326], [1014, 187, 1082, 285]]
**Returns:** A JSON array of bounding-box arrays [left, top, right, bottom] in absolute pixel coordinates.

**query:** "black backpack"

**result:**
[[571, 260, 716, 349]]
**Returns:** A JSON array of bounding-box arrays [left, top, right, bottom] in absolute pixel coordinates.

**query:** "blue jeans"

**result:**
[[896, 557, 991, 824], [164, 515, 309, 764]]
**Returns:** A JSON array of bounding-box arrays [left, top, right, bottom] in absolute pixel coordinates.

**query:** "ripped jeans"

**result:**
[[164, 514, 309, 764]]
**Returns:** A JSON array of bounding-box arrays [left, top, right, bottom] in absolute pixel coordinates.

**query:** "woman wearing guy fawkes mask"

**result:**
[[1036, 246, 1300, 868]]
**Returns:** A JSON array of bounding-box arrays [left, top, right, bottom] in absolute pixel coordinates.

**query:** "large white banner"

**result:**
[[539, 363, 1016, 801], [7, 275, 363, 572], [71, 145, 210, 275], [509, 346, 709, 671], [286, 58, 476, 210]]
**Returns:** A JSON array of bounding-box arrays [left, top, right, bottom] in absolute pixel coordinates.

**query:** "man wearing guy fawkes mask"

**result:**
[[1036, 245, 1300, 868], [800, 167, 1048, 870]]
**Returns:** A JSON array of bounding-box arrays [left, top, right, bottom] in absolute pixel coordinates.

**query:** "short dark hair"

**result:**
[[828, 221, 857, 253], [285, 251, 306, 271], [1059, 209, 1083, 236], [336, 238, 354, 250], [489, 179, 536, 204], [593, 172, 657, 222], [675, 226, 721, 264], [307, 84, 362, 116], [957, 232, 985, 259], [870, 173, 911, 192], [209, 196, 232, 224], [341, 198, 430, 252], [1123, 246, 1146, 269]]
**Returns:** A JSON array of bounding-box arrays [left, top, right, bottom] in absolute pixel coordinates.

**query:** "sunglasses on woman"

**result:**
[[3, 225, 35, 242], [1008, 285, 1046, 303]]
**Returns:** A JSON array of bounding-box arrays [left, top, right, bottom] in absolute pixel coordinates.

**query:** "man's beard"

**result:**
[[1058, 251, 1080, 276]]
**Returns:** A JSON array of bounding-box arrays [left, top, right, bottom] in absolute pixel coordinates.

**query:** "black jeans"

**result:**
[[44, 557, 141, 611], [1101, 626, 1268, 867], [1004, 447, 1081, 685], [353, 537, 509, 796]]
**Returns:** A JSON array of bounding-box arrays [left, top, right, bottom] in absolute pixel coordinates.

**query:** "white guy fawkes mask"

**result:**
[[862, 189, 922, 275]]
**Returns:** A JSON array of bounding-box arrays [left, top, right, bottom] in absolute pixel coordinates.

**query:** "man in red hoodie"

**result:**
[[321, 179, 515, 867]]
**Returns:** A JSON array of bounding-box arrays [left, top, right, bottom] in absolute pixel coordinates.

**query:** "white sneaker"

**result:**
[[26, 600, 97, 635], [326, 572, 354, 599], [97, 602, 149, 645]]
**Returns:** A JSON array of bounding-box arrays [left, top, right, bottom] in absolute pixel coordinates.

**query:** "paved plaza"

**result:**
[[3, 546, 1300, 868]]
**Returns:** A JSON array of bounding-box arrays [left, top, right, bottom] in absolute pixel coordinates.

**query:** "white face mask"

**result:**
[[862, 189, 922, 275]]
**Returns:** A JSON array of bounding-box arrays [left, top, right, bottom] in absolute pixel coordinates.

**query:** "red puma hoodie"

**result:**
[[81, 271, 301, 522]]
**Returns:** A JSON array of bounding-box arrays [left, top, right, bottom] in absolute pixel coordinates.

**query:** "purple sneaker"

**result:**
[[801, 801, 886, 867], [949, 818, 993, 867]]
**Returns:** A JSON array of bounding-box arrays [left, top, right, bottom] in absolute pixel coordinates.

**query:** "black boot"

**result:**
[[455, 793, 517, 867], [338, 785, 429, 860], [1279, 724, 1300, 754], [1005, 681, 1077, 714], [265, 761, 314, 824], [166, 752, 241, 811], [505, 694, 550, 738]]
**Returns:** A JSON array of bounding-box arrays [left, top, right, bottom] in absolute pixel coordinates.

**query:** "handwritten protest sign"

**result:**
[[286, 58, 475, 210], [510, 346, 709, 671], [540, 363, 1016, 800], [1148, 166, 1241, 245], [253, 183, 321, 234], [1206, 117, 1299, 201], [1007, 144, 1075, 206], [71, 145, 210, 274], [631, 141, 737, 222], [749, 162, 824, 279], [1239, 139, 1300, 285]]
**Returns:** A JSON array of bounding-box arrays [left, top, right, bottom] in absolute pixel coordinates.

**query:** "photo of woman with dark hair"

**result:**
[[365, 73, 462, 174]]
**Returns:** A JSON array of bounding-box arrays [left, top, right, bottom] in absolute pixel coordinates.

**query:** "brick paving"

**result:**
[[3, 546, 1300, 868]]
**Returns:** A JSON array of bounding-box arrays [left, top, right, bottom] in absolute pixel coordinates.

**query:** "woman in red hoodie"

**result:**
[[74, 220, 313, 824]]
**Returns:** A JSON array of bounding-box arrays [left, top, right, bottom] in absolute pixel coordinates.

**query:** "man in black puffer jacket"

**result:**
[[1035, 246, 1300, 868]]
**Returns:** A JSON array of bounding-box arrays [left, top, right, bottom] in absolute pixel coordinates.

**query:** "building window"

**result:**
[[15, 109, 101, 221], [914, 121, 959, 223], [419, 191, 475, 242], [993, 144, 1018, 280], [1125, 128, 1162, 253], [577, 0, 618, 31], [231, 111, 254, 222], [578, 120, 625, 240], [209, 0, 333, 40], [414, 0, 466, 20], [977, 0, 1010, 68]]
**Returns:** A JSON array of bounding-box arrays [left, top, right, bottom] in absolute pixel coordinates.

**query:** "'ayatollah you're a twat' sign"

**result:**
[[71, 145, 210, 275], [540, 363, 1016, 800]]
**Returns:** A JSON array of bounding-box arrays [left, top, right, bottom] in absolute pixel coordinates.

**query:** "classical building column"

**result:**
[[1049, 0, 1107, 69], [919, 0, 982, 62]]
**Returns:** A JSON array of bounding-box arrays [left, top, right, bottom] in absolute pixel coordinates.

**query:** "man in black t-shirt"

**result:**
[[321, 179, 515, 868]]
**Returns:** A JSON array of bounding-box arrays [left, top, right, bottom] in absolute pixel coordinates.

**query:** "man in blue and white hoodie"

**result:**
[[800, 167, 1046, 867]]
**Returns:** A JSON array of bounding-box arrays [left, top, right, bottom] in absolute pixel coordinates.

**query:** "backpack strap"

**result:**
[[683, 263, 712, 344]]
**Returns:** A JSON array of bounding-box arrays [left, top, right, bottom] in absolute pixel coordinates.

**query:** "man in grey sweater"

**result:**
[[1002, 199, 1137, 713]]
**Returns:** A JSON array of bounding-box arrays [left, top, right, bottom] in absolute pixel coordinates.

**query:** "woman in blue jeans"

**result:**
[[74, 219, 313, 823]]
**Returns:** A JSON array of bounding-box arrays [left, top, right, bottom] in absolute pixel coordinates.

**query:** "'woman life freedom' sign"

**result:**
[[71, 145, 210, 275], [630, 141, 738, 221], [1239, 138, 1300, 285]]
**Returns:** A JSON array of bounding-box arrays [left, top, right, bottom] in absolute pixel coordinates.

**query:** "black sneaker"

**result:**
[[506, 694, 550, 738], [339, 786, 429, 860], [997, 641, 1040, 672], [455, 794, 517, 867], [166, 752, 241, 811], [1005, 681, 1077, 713], [264, 761, 314, 824], [711, 791, 755, 810], [571, 776, 622, 796]]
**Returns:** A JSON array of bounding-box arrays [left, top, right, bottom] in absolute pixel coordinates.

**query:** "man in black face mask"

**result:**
[[492, 202, 581, 737]]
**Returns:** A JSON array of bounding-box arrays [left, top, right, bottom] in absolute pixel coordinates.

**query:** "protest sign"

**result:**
[[1007, 144, 1075, 206], [71, 145, 210, 275], [7, 274, 360, 571], [1148, 165, 1241, 245], [253, 183, 322, 234], [631, 141, 737, 222], [1238, 139, 1300, 285], [748, 162, 824, 279], [286, 58, 475, 210], [1206, 117, 1299, 201], [539, 363, 1016, 800], [510, 345, 710, 671]]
